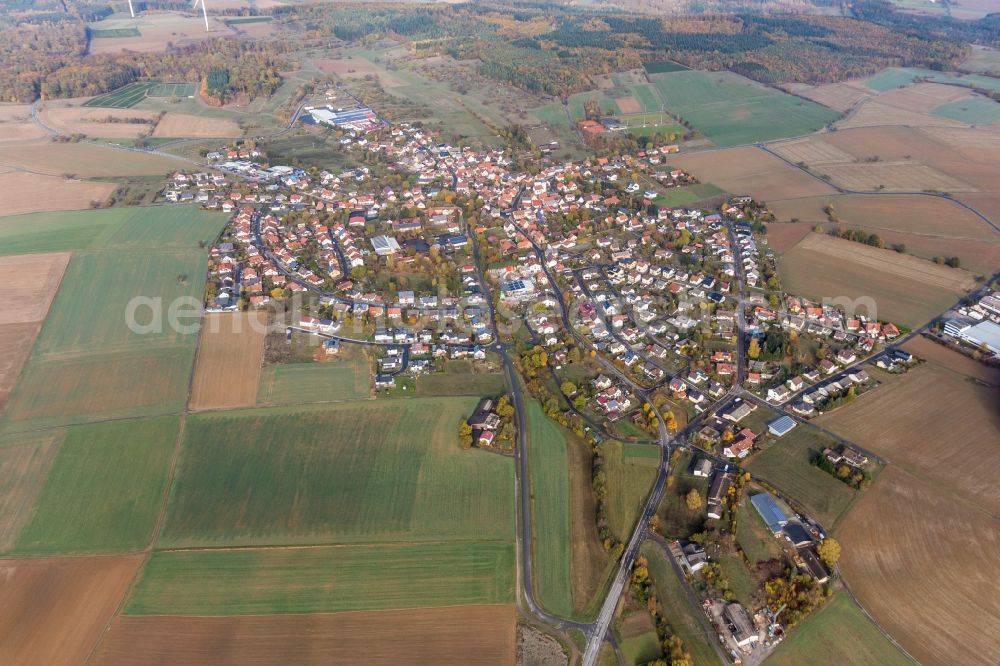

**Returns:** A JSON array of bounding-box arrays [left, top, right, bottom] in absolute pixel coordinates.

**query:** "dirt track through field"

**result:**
[[91, 604, 517, 665]]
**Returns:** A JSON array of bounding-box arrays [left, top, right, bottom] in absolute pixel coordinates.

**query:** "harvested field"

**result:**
[[876, 82, 973, 112], [126, 542, 515, 615], [190, 312, 267, 411], [0, 554, 142, 666], [761, 222, 812, 253], [669, 147, 836, 201], [812, 162, 973, 192], [0, 323, 40, 411], [152, 113, 242, 138], [797, 81, 874, 112], [0, 253, 72, 325], [902, 335, 1000, 385], [771, 137, 855, 165], [88, 13, 235, 54], [38, 106, 159, 139], [0, 140, 181, 177], [838, 466, 1000, 666], [0, 433, 60, 551], [838, 99, 965, 129], [0, 171, 115, 217], [779, 233, 973, 327], [816, 363, 1000, 515], [0, 104, 46, 141], [93, 604, 516, 665]]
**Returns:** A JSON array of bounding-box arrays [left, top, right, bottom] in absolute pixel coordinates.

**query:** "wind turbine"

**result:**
[[127, 0, 135, 18], [192, 0, 211, 32]]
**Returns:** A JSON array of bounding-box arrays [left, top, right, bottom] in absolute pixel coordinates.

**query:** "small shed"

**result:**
[[768, 415, 797, 437]]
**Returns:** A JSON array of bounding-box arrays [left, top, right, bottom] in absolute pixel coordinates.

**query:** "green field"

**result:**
[[257, 359, 370, 405], [654, 183, 727, 208], [88, 26, 141, 38], [631, 84, 663, 113], [0, 433, 61, 551], [414, 362, 507, 396], [125, 541, 515, 615], [147, 82, 198, 97], [0, 206, 227, 257], [603, 441, 658, 542], [159, 399, 515, 547], [11, 418, 177, 554], [768, 592, 911, 666], [736, 496, 783, 564], [527, 399, 573, 617], [224, 15, 273, 24], [532, 90, 623, 125], [931, 97, 1000, 124], [644, 61, 690, 74], [864, 67, 1000, 95], [650, 70, 840, 146], [745, 427, 859, 530], [84, 82, 159, 109], [623, 630, 663, 665], [641, 542, 723, 666]]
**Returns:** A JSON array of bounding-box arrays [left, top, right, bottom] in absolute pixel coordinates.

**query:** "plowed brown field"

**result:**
[[189, 312, 267, 411], [0, 555, 142, 666], [670, 147, 836, 201], [92, 604, 516, 665]]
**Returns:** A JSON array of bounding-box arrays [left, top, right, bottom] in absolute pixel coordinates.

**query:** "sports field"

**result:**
[[10, 418, 177, 554], [526, 399, 573, 618], [84, 82, 159, 109], [744, 426, 859, 530], [125, 541, 515, 615], [650, 71, 840, 146], [159, 399, 515, 546], [640, 541, 723, 666], [767, 592, 910, 666], [602, 441, 657, 543]]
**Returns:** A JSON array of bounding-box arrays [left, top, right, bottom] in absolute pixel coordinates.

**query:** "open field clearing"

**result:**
[[649, 71, 840, 147], [0, 104, 47, 141], [837, 466, 1000, 665], [814, 161, 973, 192], [622, 630, 661, 665], [93, 604, 516, 665], [39, 106, 159, 138], [778, 233, 973, 328], [0, 433, 60, 551], [0, 554, 142, 666], [796, 81, 874, 112], [931, 96, 1000, 124], [767, 194, 1000, 274], [257, 353, 370, 405], [11, 418, 177, 555], [603, 441, 657, 543], [963, 45, 1000, 73], [0, 170, 115, 217], [670, 147, 835, 201], [160, 399, 515, 547], [190, 312, 267, 411], [152, 113, 242, 138], [527, 399, 573, 618], [0, 139, 181, 177], [2, 347, 195, 430], [767, 591, 910, 666], [735, 498, 782, 565], [88, 13, 235, 55], [816, 363, 1000, 515], [313, 56, 389, 78], [0, 206, 225, 255], [0, 252, 72, 325], [126, 541, 515, 615], [770, 137, 855, 165], [641, 542, 723, 666], [30, 251, 209, 356], [745, 426, 858, 529], [901, 335, 1000, 384], [565, 411, 609, 615], [653, 183, 726, 208], [414, 368, 506, 396]]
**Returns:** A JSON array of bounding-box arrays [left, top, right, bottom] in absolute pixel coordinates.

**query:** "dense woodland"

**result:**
[[0, 0, 990, 103]]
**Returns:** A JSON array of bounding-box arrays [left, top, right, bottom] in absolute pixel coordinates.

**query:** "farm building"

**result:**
[[798, 548, 829, 583], [723, 603, 759, 648], [750, 492, 789, 535], [783, 522, 813, 548], [767, 415, 797, 437]]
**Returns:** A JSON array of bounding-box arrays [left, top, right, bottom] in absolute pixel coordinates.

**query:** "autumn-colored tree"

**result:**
[[748, 337, 761, 360], [458, 421, 473, 449], [817, 538, 841, 566], [685, 488, 703, 511]]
